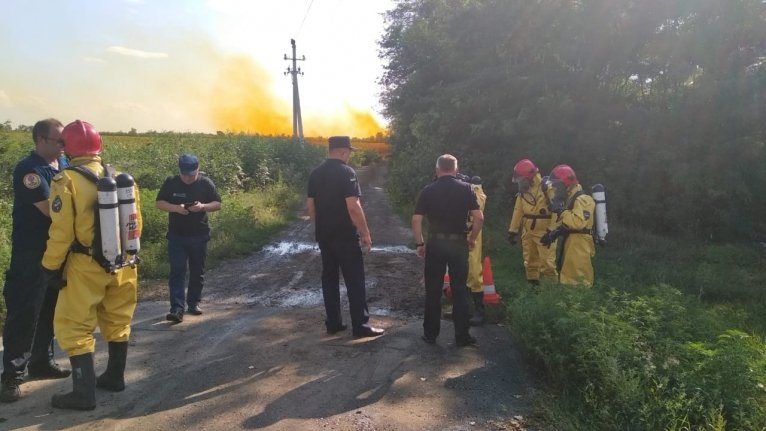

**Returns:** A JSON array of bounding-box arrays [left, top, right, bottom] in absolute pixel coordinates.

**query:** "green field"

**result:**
[[0, 130, 328, 320]]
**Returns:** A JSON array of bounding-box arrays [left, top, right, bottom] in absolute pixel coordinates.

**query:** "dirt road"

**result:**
[[0, 163, 535, 431]]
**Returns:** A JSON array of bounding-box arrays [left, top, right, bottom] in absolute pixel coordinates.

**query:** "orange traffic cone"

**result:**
[[442, 273, 453, 303], [482, 256, 501, 304]]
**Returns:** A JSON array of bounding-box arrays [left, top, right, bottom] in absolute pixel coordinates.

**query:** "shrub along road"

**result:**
[[0, 163, 535, 431]]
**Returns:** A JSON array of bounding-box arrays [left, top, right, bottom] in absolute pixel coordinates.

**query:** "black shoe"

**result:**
[[326, 323, 348, 335], [421, 335, 436, 345], [352, 325, 384, 338], [0, 381, 20, 403], [28, 361, 72, 380], [188, 304, 203, 315], [456, 335, 478, 347], [166, 310, 183, 323]]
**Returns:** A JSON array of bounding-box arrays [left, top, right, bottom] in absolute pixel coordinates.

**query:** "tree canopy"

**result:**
[[380, 0, 766, 239]]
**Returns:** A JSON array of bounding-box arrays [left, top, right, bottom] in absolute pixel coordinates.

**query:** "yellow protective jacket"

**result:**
[[508, 173, 553, 235], [467, 184, 486, 293], [508, 173, 557, 281], [554, 184, 596, 286]]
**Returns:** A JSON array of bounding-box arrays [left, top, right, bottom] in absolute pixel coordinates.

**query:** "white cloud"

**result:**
[[84, 57, 107, 63], [107, 46, 168, 59]]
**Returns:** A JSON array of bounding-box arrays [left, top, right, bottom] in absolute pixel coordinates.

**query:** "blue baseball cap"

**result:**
[[179, 154, 199, 175]]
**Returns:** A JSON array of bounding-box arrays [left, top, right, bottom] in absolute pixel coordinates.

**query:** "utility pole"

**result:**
[[284, 39, 305, 144]]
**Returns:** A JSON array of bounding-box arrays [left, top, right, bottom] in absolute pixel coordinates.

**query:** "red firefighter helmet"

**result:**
[[550, 164, 578, 187], [61, 120, 102, 157], [513, 159, 538, 179]]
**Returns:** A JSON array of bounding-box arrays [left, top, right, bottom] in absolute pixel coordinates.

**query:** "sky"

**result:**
[[0, 0, 396, 137]]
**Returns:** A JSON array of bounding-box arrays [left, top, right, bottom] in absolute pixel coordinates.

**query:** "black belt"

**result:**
[[429, 233, 466, 240], [523, 214, 551, 219], [523, 213, 551, 230], [70, 241, 92, 256]]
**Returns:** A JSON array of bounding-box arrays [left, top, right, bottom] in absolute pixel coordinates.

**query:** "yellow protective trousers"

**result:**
[[508, 174, 556, 281], [54, 253, 137, 357], [467, 184, 486, 293], [559, 233, 595, 286], [521, 229, 557, 281], [468, 231, 483, 293], [556, 186, 596, 286]]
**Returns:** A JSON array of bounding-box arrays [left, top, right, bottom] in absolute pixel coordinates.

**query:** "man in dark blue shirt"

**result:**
[[412, 154, 483, 347], [307, 136, 384, 338], [156, 154, 222, 323], [1, 118, 71, 403]]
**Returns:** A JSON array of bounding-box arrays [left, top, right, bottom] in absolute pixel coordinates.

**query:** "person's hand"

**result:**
[[175, 204, 190, 215], [186, 201, 204, 213], [40, 265, 65, 290], [467, 236, 476, 251], [415, 244, 426, 258], [360, 234, 372, 255], [541, 226, 567, 247], [549, 202, 565, 214], [507, 232, 518, 245], [540, 230, 555, 247]]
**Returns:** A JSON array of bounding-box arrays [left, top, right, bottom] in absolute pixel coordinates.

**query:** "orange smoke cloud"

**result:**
[[209, 56, 291, 134], [208, 55, 386, 137]]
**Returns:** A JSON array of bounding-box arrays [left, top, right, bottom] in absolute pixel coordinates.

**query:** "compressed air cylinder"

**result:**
[[116, 173, 140, 254], [591, 184, 608, 244], [97, 175, 121, 266]]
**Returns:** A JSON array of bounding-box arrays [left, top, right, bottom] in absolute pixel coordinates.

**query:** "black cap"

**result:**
[[328, 136, 355, 150], [179, 154, 199, 175]]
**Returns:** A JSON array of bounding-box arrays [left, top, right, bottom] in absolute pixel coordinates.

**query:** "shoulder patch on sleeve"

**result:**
[[23, 173, 42, 189], [52, 195, 63, 213]]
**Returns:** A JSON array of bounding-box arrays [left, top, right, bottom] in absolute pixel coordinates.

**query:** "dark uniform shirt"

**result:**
[[11, 151, 68, 249], [307, 158, 361, 243], [156, 175, 221, 237], [414, 175, 479, 234]]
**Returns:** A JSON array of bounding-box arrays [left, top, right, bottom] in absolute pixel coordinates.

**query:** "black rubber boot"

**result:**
[[469, 292, 485, 326], [97, 342, 128, 392], [0, 380, 21, 403], [52, 353, 96, 410]]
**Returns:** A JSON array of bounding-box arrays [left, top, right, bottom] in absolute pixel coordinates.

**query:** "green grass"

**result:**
[[481, 218, 766, 431]]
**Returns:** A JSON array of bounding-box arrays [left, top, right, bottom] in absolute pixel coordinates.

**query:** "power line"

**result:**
[[295, 0, 314, 38]]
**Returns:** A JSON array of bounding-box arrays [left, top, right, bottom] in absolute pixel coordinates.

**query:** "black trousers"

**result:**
[[318, 238, 370, 330], [423, 238, 471, 341], [2, 247, 58, 383]]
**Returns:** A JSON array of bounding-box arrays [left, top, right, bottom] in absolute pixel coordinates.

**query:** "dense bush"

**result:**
[[508, 284, 766, 430], [380, 0, 766, 240]]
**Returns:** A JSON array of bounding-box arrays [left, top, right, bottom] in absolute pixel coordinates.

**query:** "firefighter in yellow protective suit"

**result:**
[[467, 176, 486, 326], [507, 159, 556, 285], [540, 164, 596, 286], [41, 120, 142, 410]]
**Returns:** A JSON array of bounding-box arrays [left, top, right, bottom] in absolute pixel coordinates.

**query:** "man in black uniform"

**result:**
[[307, 136, 384, 338], [156, 154, 222, 323], [412, 154, 483, 347], [1, 118, 71, 403]]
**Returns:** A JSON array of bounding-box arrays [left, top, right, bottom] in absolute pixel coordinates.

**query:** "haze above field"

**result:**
[[0, 0, 393, 136]]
